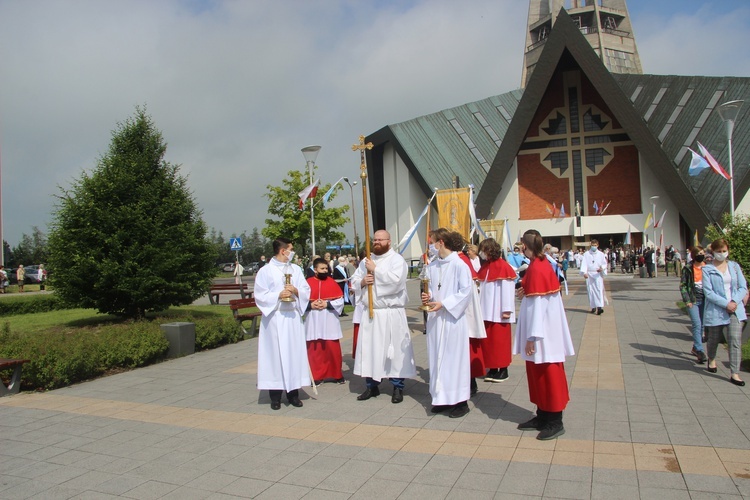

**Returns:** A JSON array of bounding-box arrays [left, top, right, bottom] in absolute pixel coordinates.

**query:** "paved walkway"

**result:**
[[2, 273, 750, 499]]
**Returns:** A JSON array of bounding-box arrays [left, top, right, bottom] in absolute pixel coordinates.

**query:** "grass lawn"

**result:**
[[2, 304, 234, 335]]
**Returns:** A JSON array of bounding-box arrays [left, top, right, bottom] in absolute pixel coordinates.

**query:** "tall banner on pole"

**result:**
[[436, 187, 471, 239], [479, 219, 506, 244]]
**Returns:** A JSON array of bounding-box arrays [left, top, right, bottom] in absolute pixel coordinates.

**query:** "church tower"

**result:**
[[521, 0, 642, 87]]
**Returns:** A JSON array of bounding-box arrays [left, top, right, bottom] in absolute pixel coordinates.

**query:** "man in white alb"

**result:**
[[580, 238, 608, 315]]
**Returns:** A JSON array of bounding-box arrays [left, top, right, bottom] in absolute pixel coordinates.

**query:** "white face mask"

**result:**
[[479, 251, 487, 260], [713, 251, 729, 262], [286, 250, 295, 262], [590, 246, 598, 252]]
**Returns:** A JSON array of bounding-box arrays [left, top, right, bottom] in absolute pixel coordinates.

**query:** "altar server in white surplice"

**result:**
[[580, 238, 608, 315], [352, 230, 416, 404], [255, 237, 312, 410], [421, 229, 474, 419]]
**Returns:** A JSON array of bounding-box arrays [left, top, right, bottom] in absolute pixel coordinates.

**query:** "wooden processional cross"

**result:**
[[352, 135, 374, 318]]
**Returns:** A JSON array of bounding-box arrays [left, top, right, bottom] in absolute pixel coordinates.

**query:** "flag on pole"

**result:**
[[552, 202, 559, 217], [559, 203, 566, 217], [298, 178, 320, 209], [504, 219, 513, 251], [643, 212, 653, 230], [625, 227, 631, 245], [545, 203, 553, 215], [688, 148, 711, 176], [697, 142, 731, 180], [694, 229, 699, 247], [600, 200, 611, 215], [593, 200, 599, 215], [321, 177, 344, 206], [654, 210, 667, 228], [659, 231, 663, 250]]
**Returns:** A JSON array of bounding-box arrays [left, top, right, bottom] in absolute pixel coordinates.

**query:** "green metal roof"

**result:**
[[613, 73, 750, 222]]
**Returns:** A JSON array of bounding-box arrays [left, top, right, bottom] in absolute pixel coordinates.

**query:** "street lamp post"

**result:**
[[301, 145, 321, 256], [717, 100, 744, 220], [650, 195, 659, 277], [343, 177, 359, 252]]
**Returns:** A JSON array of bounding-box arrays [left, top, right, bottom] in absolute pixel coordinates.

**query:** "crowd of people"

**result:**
[[253, 228, 574, 441]]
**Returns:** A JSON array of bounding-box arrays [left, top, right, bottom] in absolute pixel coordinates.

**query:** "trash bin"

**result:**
[[160, 322, 196, 358], [639, 265, 647, 278]]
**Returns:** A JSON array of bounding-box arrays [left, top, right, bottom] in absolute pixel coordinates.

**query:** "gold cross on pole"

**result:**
[[351, 135, 373, 180]]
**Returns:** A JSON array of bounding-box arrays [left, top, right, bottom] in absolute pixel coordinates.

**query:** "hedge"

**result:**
[[0, 294, 70, 316], [0, 314, 243, 391]]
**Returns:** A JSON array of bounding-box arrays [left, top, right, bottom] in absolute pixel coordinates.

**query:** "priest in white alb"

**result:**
[[254, 237, 312, 410], [580, 238, 608, 315], [421, 228, 473, 418], [352, 230, 416, 404]]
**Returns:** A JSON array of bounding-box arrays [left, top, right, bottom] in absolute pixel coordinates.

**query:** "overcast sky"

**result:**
[[1, 0, 749, 248]]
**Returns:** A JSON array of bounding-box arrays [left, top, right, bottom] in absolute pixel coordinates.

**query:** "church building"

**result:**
[[364, 1, 750, 260]]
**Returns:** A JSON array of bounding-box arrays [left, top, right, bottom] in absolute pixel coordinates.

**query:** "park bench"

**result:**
[[0, 358, 30, 397], [209, 283, 251, 305], [229, 298, 262, 336]]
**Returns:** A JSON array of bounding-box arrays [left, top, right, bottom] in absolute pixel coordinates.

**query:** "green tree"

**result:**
[[262, 169, 349, 257], [706, 213, 750, 274], [10, 227, 48, 267], [47, 107, 216, 319]]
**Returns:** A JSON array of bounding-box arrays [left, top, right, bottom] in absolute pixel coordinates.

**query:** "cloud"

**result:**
[[0, 0, 747, 250]]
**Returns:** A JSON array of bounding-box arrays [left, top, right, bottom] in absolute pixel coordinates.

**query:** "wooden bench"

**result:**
[[229, 298, 262, 336], [0, 358, 30, 397], [209, 283, 251, 304]]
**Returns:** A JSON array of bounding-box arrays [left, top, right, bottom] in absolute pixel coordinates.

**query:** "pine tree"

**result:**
[[47, 107, 216, 318]]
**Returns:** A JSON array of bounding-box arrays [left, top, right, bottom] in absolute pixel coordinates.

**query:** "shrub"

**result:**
[[0, 295, 69, 316], [194, 316, 243, 350]]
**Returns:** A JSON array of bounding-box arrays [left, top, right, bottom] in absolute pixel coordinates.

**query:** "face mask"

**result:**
[[590, 246, 598, 252], [287, 250, 295, 262], [513, 249, 520, 254], [479, 251, 487, 260], [695, 255, 705, 263], [316, 272, 328, 280], [713, 251, 729, 262]]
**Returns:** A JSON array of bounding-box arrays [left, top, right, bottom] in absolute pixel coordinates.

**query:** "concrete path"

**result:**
[[2, 273, 750, 499]]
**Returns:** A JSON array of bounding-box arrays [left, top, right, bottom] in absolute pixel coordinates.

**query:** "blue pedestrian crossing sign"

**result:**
[[229, 237, 243, 251]]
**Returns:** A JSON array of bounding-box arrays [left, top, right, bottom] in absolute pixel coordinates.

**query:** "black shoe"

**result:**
[[287, 390, 303, 407], [340, 312, 348, 317], [470, 378, 478, 396], [357, 386, 380, 401], [484, 369, 498, 381], [336, 378, 346, 384], [591, 308, 596, 314], [431, 405, 451, 413], [730, 378, 746, 387], [314, 380, 323, 385], [596, 308, 603, 315], [537, 412, 565, 440], [691, 347, 706, 364], [486, 368, 509, 383], [449, 402, 470, 418], [270, 401, 281, 410], [517, 416, 542, 430], [707, 366, 718, 373], [391, 388, 403, 404]]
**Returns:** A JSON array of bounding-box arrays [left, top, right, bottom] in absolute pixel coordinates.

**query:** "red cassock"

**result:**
[[306, 276, 344, 381], [477, 259, 516, 371], [352, 324, 359, 359], [457, 253, 486, 377], [521, 256, 569, 413]]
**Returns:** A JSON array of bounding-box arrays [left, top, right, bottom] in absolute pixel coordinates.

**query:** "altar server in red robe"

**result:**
[[477, 238, 517, 383], [514, 230, 575, 440], [305, 258, 345, 384]]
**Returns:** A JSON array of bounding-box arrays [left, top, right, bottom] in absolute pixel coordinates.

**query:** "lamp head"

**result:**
[[718, 100, 744, 124], [301, 145, 322, 163]]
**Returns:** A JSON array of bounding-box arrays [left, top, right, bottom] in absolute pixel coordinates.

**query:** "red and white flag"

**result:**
[[654, 209, 667, 228], [697, 142, 731, 180], [298, 178, 320, 209]]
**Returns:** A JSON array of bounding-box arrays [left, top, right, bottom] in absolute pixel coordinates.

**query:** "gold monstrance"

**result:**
[[418, 264, 432, 311]]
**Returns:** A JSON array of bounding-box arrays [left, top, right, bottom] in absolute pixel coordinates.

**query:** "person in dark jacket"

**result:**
[[680, 246, 707, 363]]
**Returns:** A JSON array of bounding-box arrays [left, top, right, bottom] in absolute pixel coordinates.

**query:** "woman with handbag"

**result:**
[[702, 238, 748, 386], [679, 246, 708, 364]]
